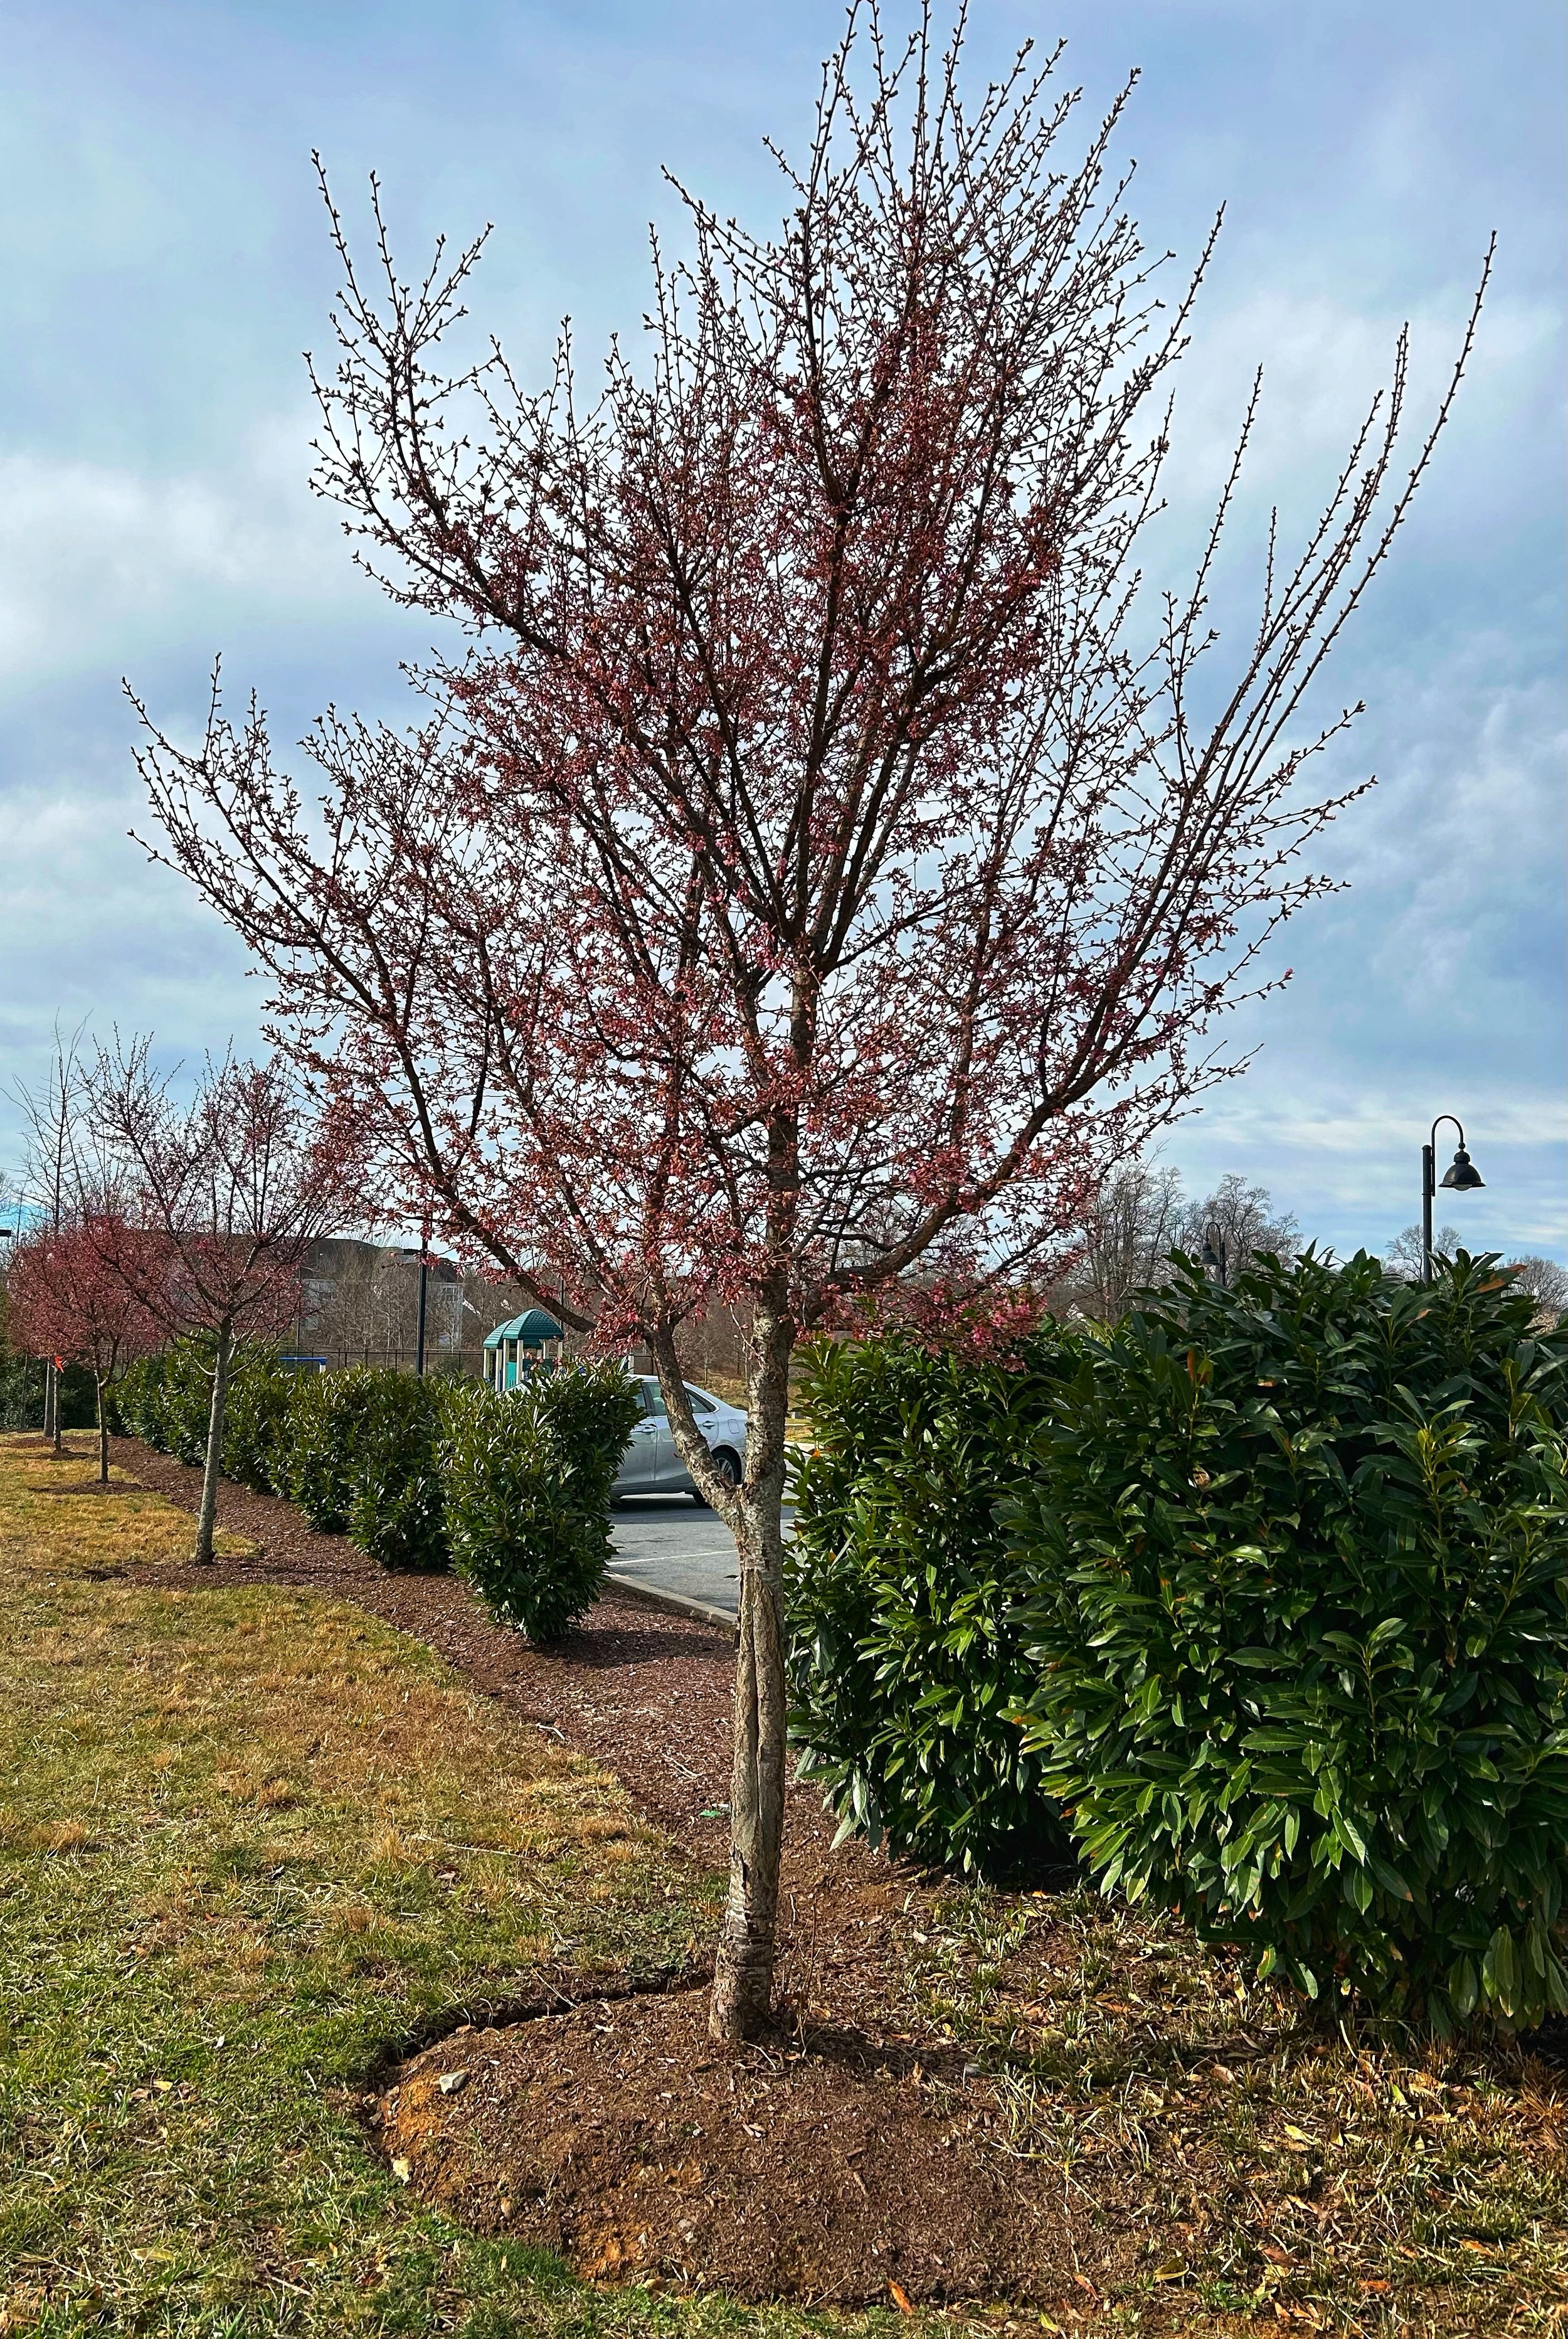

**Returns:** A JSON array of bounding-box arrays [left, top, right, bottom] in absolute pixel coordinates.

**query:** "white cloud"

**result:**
[[0, 422, 362, 691]]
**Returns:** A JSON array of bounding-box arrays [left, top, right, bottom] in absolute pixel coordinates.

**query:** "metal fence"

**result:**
[[302, 1345, 489, 1377]]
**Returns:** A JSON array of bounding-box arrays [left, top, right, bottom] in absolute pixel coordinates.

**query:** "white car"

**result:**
[[615, 1376, 747, 1502]]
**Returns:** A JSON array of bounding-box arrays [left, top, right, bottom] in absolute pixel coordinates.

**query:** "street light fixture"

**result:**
[[1199, 1230, 1229, 1288], [1422, 1115, 1485, 1284]]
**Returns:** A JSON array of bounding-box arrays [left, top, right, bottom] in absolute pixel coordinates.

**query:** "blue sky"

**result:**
[[1, 0, 1562, 1260]]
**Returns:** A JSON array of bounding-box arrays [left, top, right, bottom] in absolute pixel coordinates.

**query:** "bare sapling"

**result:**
[[82, 1041, 346, 1562], [6, 1027, 90, 1452]]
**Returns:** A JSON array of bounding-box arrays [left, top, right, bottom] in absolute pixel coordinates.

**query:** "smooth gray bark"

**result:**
[[656, 1305, 795, 2042], [193, 1325, 233, 1565]]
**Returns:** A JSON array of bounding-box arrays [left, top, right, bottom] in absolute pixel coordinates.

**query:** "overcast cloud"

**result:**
[[1, 0, 1561, 1261]]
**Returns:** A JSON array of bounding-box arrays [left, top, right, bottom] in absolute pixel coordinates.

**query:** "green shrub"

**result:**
[[287, 1367, 378, 1532], [157, 1339, 218, 1467], [1006, 1251, 1568, 2033], [117, 1344, 212, 1459], [444, 1362, 640, 1640], [114, 1354, 168, 1447], [346, 1370, 448, 1572], [220, 1348, 295, 1494], [786, 1332, 1079, 1879]]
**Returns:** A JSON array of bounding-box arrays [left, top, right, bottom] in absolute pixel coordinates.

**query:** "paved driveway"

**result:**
[[608, 1494, 795, 1622]]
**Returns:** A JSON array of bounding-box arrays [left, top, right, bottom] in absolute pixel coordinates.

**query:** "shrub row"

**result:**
[[787, 1252, 1568, 2034], [116, 1345, 639, 1640]]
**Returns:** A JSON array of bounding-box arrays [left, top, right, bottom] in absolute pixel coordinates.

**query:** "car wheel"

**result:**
[[692, 1447, 741, 1505]]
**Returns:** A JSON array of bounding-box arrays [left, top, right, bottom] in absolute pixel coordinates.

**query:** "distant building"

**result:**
[[299, 1236, 465, 1363]]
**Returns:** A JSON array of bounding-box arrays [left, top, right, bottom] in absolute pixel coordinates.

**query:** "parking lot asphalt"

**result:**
[[607, 1494, 795, 1623]]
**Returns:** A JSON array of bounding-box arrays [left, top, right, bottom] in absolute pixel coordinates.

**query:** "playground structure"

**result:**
[[482, 1308, 566, 1391]]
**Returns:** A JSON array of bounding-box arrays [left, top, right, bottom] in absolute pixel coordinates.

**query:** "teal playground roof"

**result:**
[[483, 1308, 564, 1349]]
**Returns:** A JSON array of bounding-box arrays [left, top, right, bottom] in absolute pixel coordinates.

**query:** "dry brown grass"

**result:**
[[0, 1430, 709, 2333], [0, 1430, 254, 1568], [901, 1885, 1566, 2333]]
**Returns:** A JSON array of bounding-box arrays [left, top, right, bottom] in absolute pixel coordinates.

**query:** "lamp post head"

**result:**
[[1200, 1237, 1222, 1271], [1440, 1145, 1485, 1194]]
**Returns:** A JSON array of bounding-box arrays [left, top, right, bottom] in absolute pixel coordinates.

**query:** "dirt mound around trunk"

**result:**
[[377, 1986, 1134, 2307]]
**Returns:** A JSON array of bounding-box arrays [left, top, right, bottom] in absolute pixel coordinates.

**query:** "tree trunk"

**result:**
[[45, 1360, 60, 1452], [95, 1372, 109, 1486], [193, 1325, 234, 1566], [709, 1306, 794, 2042]]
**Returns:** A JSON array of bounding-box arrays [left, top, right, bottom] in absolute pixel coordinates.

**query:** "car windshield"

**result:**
[[638, 1379, 728, 1418]]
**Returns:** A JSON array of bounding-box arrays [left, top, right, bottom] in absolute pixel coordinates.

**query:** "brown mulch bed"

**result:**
[[92, 1436, 1149, 2306], [379, 1988, 1099, 2307]]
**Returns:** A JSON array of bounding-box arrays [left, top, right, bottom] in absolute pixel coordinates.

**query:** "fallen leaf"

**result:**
[[438, 2068, 469, 2094], [1261, 2245, 1299, 2267], [1459, 2239, 1498, 2256], [888, 2280, 914, 2315], [1151, 2258, 1186, 2281], [1360, 2279, 1391, 2294], [1073, 2274, 1099, 2299], [390, 2158, 411, 2184]]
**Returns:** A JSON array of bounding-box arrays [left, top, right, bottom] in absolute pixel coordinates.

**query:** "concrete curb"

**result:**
[[603, 1570, 738, 1636]]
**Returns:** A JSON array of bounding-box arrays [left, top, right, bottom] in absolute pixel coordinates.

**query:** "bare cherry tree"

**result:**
[[135, 7, 1486, 2034], [83, 1041, 346, 1562]]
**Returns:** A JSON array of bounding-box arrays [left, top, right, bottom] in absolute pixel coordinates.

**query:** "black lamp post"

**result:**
[[1200, 1229, 1229, 1288], [1421, 1115, 1485, 1284]]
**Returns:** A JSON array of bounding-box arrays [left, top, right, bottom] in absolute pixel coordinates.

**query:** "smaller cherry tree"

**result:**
[[7, 1216, 162, 1482], [82, 1041, 347, 1561]]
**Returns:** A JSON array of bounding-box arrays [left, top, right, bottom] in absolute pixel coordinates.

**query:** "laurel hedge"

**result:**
[[443, 1363, 642, 1640], [116, 1337, 217, 1466], [117, 1344, 639, 1615], [221, 1349, 297, 1493], [1005, 1249, 1568, 2034], [344, 1370, 450, 1572], [285, 1366, 379, 1534], [785, 1328, 1077, 1880], [788, 1253, 1567, 2032]]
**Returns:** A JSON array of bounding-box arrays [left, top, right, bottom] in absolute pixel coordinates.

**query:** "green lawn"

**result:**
[[0, 1433, 733, 2333]]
